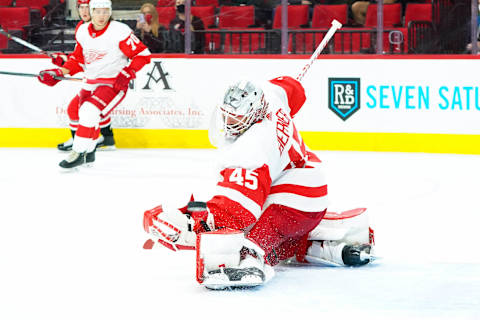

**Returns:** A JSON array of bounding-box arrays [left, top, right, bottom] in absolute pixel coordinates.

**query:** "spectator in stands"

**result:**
[[167, 0, 205, 53], [351, 0, 397, 25], [466, 0, 480, 53], [134, 3, 165, 53]]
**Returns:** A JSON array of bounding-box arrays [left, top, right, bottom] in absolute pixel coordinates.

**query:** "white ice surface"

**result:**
[[0, 148, 479, 320]]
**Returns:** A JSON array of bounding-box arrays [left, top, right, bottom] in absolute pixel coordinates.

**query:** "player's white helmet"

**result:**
[[89, 0, 111, 15], [220, 80, 267, 138]]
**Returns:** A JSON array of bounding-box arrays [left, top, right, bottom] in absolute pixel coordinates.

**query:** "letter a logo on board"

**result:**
[[328, 78, 360, 121]]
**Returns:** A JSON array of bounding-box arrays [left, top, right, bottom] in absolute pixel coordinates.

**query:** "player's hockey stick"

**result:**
[[0, 26, 54, 57], [0, 70, 115, 85], [296, 19, 342, 82]]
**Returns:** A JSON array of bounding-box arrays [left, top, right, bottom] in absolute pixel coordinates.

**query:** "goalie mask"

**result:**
[[220, 80, 267, 138]]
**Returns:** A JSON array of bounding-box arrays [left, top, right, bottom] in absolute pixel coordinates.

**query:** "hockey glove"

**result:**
[[38, 68, 63, 87], [143, 204, 197, 251], [51, 53, 67, 67], [113, 67, 135, 92], [185, 201, 215, 234]]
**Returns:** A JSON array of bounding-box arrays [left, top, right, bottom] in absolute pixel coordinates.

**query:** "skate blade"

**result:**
[[96, 145, 116, 151], [361, 252, 381, 262], [203, 275, 264, 290], [59, 166, 81, 172], [59, 162, 92, 171]]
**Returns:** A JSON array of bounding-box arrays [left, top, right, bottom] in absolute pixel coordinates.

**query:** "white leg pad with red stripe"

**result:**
[[196, 228, 274, 290], [308, 208, 373, 245]]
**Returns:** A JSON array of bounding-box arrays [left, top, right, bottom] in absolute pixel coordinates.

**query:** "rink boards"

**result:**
[[0, 54, 479, 154]]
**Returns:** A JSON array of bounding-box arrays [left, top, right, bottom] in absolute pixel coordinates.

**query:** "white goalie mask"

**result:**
[[220, 80, 268, 138]]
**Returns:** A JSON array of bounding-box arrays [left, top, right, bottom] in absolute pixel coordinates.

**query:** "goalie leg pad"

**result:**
[[196, 228, 274, 290], [292, 208, 377, 266], [308, 208, 373, 244]]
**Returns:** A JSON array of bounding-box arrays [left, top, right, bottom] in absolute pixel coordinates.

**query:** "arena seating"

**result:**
[[195, 0, 218, 7], [156, 0, 175, 7], [404, 3, 433, 26], [223, 28, 265, 54], [272, 5, 309, 29], [0, 0, 13, 6], [0, 7, 31, 52], [311, 4, 348, 28], [0, 7, 30, 35], [360, 3, 400, 53], [0, 1, 469, 55], [218, 6, 255, 29], [156, 6, 177, 28], [192, 6, 216, 28], [364, 3, 402, 27], [15, 0, 50, 17], [404, 3, 434, 53]]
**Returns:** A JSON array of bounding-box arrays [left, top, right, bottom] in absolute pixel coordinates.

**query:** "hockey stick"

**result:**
[[296, 19, 342, 82], [0, 26, 54, 57], [0, 70, 115, 85]]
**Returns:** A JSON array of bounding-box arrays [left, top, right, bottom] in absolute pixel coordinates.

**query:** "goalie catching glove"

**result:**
[[142, 201, 215, 251]]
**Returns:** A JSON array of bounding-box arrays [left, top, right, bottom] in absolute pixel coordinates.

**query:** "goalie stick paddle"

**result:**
[[296, 19, 342, 82], [0, 27, 53, 57], [0, 70, 115, 85]]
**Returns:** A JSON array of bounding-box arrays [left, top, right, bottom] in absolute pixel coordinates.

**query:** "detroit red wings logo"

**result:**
[[84, 49, 107, 64]]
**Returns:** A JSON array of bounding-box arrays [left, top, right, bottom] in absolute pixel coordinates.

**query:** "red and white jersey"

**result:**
[[64, 20, 87, 73], [207, 76, 328, 230], [64, 20, 151, 82]]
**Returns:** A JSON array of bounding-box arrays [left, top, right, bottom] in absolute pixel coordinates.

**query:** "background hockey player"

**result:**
[[37, 0, 151, 169], [143, 75, 375, 290], [52, 0, 117, 152]]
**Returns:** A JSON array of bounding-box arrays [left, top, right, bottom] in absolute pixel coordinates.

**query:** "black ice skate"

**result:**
[[57, 137, 74, 151], [59, 151, 85, 169], [85, 150, 95, 166], [304, 241, 375, 267], [57, 130, 76, 151], [342, 243, 372, 266], [95, 135, 116, 151]]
